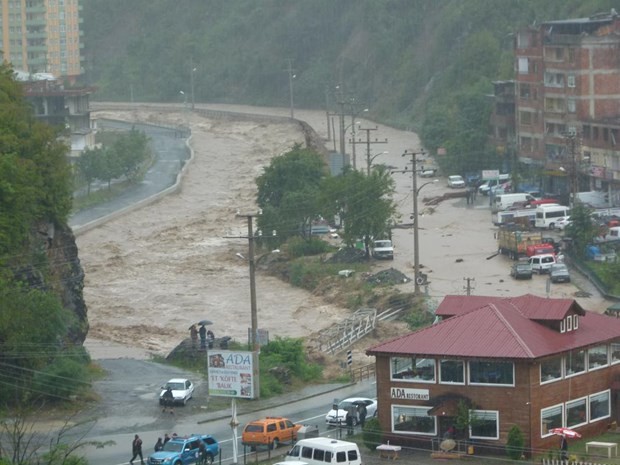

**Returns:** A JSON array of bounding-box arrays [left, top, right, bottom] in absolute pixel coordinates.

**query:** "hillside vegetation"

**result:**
[[81, 0, 616, 174]]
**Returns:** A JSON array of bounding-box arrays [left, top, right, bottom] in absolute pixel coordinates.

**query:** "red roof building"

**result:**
[[367, 294, 620, 457]]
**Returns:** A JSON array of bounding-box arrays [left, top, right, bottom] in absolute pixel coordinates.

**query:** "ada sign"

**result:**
[[390, 387, 429, 401], [208, 350, 256, 399]]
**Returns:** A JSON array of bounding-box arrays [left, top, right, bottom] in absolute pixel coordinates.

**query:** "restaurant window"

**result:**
[[566, 397, 587, 428], [565, 350, 586, 377], [439, 360, 465, 384], [469, 360, 514, 386], [541, 404, 563, 437], [588, 345, 608, 370], [392, 405, 436, 436], [589, 390, 610, 422], [611, 342, 620, 364], [469, 410, 499, 440], [541, 356, 562, 383], [391, 356, 436, 382]]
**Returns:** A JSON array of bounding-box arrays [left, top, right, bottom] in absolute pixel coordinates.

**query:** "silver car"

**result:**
[[550, 263, 571, 283]]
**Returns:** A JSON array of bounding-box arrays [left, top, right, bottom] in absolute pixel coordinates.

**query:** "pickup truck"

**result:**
[[148, 434, 219, 465], [371, 239, 394, 260]]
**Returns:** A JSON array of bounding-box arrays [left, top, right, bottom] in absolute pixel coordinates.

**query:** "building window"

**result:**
[[541, 356, 562, 383], [518, 57, 529, 74], [566, 397, 587, 428], [611, 342, 620, 364], [588, 345, 608, 371], [567, 74, 576, 88], [392, 405, 436, 436], [439, 360, 464, 384], [567, 98, 576, 113], [544, 97, 565, 112], [520, 111, 532, 126], [544, 72, 564, 88], [568, 48, 575, 64], [469, 410, 499, 440], [589, 390, 610, 422], [565, 350, 586, 377], [541, 404, 563, 437], [520, 84, 530, 99], [468, 361, 514, 386], [391, 356, 436, 382]]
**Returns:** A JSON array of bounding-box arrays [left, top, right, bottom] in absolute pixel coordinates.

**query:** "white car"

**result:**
[[556, 216, 572, 230], [159, 378, 194, 405], [325, 397, 377, 426], [447, 175, 465, 188]]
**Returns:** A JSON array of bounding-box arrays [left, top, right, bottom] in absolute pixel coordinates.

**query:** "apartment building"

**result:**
[[504, 9, 620, 204], [0, 0, 83, 81]]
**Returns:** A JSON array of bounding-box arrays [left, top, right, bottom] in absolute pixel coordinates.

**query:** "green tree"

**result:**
[[506, 425, 525, 460], [319, 166, 397, 255], [565, 202, 597, 257], [75, 146, 104, 195], [256, 145, 327, 244], [112, 127, 151, 181]]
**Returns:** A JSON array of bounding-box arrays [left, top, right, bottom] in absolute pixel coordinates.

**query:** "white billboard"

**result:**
[[207, 350, 256, 399]]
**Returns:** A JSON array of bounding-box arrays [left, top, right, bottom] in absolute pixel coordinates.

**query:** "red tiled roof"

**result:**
[[367, 295, 620, 359], [435, 294, 584, 320]]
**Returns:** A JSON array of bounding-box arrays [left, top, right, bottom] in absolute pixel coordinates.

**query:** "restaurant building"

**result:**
[[366, 294, 620, 456]]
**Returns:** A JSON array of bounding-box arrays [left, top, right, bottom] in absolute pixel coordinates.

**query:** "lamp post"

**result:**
[[190, 67, 197, 110], [367, 151, 389, 175]]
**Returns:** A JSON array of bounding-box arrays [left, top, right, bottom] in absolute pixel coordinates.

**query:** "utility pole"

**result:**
[[286, 58, 296, 119], [336, 87, 346, 158], [463, 277, 475, 296], [352, 125, 388, 174], [564, 131, 580, 208], [189, 57, 196, 110]]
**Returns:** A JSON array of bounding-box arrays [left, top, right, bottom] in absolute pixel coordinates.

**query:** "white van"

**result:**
[[528, 254, 556, 274], [494, 193, 536, 211], [478, 174, 511, 196], [285, 438, 362, 465], [534, 204, 570, 229]]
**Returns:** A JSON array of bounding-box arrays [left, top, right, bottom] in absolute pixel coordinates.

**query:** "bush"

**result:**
[[286, 236, 330, 258], [506, 425, 525, 460], [362, 417, 383, 451]]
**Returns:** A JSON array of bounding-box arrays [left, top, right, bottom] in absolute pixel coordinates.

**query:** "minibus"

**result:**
[[534, 204, 570, 229]]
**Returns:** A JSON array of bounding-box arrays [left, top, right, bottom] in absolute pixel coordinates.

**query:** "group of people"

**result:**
[[189, 324, 215, 351], [131, 432, 179, 464], [344, 403, 367, 435]]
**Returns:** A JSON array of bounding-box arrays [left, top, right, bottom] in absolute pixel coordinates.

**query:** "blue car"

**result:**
[[148, 434, 219, 465]]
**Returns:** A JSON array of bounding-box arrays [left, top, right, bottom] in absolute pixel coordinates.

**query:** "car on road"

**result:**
[[159, 378, 194, 406], [555, 216, 572, 230], [510, 262, 533, 280], [447, 175, 465, 188], [241, 416, 301, 450], [325, 397, 377, 426], [148, 434, 219, 465], [550, 263, 571, 283], [419, 167, 437, 177]]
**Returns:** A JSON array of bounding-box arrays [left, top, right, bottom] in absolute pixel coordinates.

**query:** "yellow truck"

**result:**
[[497, 228, 543, 260]]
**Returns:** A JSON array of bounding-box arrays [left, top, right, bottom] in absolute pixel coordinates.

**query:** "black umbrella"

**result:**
[[198, 319, 213, 326]]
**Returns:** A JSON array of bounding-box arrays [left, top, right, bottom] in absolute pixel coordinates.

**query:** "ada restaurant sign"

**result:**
[[208, 350, 256, 399], [391, 387, 429, 401]]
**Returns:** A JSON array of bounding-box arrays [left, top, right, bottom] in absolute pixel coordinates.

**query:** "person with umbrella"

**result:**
[[560, 434, 568, 461], [199, 324, 207, 351], [189, 324, 198, 350]]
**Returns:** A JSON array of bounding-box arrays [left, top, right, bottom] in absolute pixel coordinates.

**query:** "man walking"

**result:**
[[199, 324, 207, 350], [130, 434, 144, 465]]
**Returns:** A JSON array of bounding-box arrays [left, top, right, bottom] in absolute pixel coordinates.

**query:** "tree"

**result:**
[[565, 202, 597, 258], [75, 147, 104, 195], [506, 425, 525, 460], [319, 166, 398, 255], [112, 127, 151, 181], [256, 144, 327, 244]]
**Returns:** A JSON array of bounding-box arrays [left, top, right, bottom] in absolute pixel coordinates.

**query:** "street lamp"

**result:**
[[190, 67, 197, 110], [350, 108, 368, 170], [413, 178, 438, 294], [367, 151, 389, 175]]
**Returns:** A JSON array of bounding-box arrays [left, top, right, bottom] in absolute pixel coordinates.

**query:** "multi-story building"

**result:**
[[367, 294, 620, 457], [507, 9, 620, 204], [0, 0, 83, 81]]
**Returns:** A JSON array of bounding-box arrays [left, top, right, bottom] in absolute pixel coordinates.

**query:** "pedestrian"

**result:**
[[163, 433, 171, 445], [162, 386, 174, 414], [466, 188, 471, 205], [198, 441, 207, 465], [345, 406, 355, 436], [154, 437, 164, 452], [358, 403, 367, 429], [207, 329, 215, 349], [199, 324, 207, 350], [190, 324, 198, 350], [560, 435, 568, 462], [130, 434, 144, 465]]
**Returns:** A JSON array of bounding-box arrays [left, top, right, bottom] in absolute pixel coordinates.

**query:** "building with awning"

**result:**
[[367, 294, 620, 457]]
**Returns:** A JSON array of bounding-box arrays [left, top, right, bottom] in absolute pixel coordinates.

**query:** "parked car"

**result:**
[[241, 416, 301, 450], [419, 167, 437, 177], [528, 254, 556, 274], [510, 262, 533, 280], [555, 216, 572, 230], [447, 175, 465, 188], [550, 263, 571, 283], [147, 434, 219, 465], [325, 397, 378, 426], [159, 378, 194, 406]]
